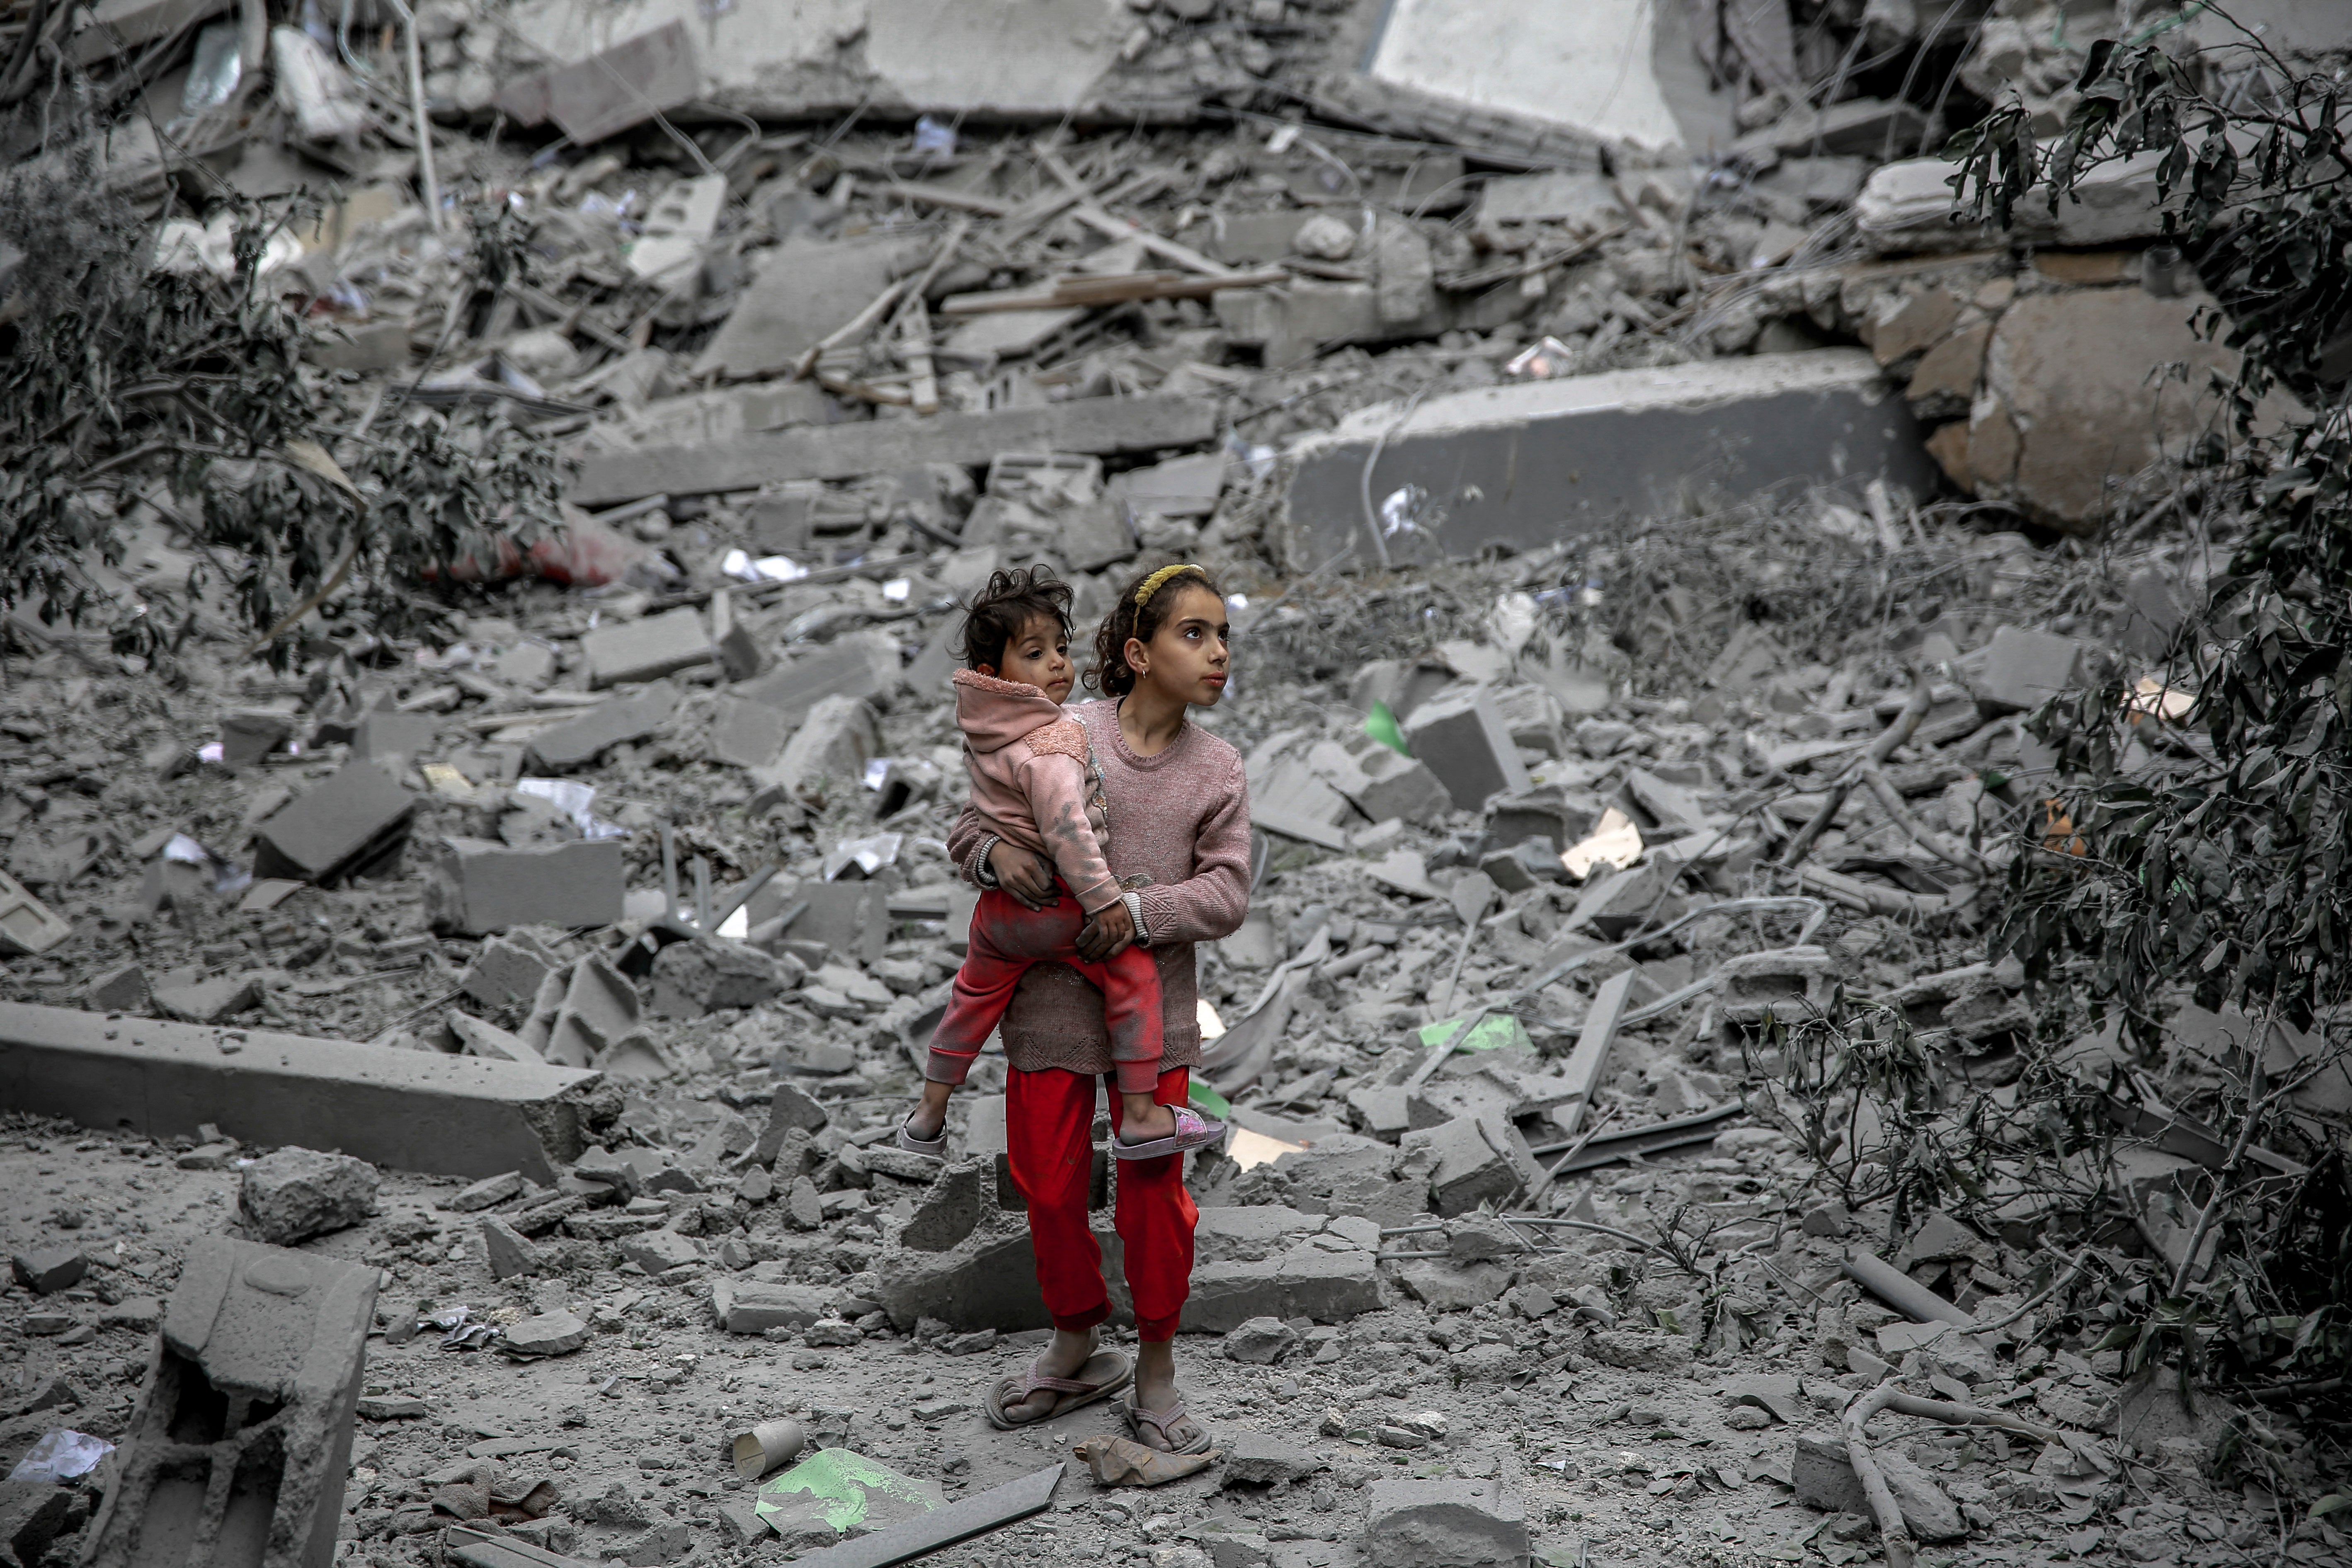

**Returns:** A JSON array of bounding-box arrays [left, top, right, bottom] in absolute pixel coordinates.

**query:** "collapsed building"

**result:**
[[4, 3, 2351, 1568]]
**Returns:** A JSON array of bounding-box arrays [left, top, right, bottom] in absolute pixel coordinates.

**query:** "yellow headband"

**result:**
[[1134, 562, 1203, 607]]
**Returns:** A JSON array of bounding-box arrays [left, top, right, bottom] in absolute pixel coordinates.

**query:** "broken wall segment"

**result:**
[[567, 395, 1221, 508], [423, 837, 626, 937], [1280, 351, 1938, 562], [84, 1236, 377, 1568], [0, 1001, 608, 1183], [249, 762, 415, 886]]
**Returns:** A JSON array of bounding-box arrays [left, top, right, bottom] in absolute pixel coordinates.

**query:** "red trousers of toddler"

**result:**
[[1007, 1064, 1197, 1342], [926, 886, 1165, 1094]]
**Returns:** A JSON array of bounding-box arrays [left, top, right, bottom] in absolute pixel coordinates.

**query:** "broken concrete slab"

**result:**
[[495, 19, 699, 146], [0, 1000, 606, 1183], [1183, 1243, 1382, 1332], [569, 396, 1222, 508], [459, 930, 564, 1009], [1400, 1112, 1540, 1217], [11, 1243, 88, 1294], [424, 836, 626, 937], [526, 681, 676, 773], [85, 1236, 376, 1568], [150, 969, 265, 1025], [710, 1279, 837, 1334], [1282, 351, 1937, 562], [749, 695, 879, 806], [480, 1215, 543, 1281], [694, 234, 931, 382], [1363, 0, 1677, 158], [1792, 1430, 1966, 1541], [1360, 1478, 1530, 1568], [239, 1146, 380, 1245], [250, 761, 416, 886], [0, 867, 73, 957], [712, 632, 902, 768], [1402, 689, 1530, 811], [580, 606, 714, 688]]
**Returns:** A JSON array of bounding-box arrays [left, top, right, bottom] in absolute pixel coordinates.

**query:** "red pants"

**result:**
[[928, 887, 1166, 1095], [1007, 1064, 1196, 1342]]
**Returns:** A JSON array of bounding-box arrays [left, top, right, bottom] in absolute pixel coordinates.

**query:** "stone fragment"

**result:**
[[1584, 1330, 1695, 1376], [619, 1229, 702, 1274], [1220, 1430, 1324, 1488], [448, 1170, 525, 1212], [250, 761, 415, 885], [748, 694, 879, 807], [239, 1147, 380, 1245], [1222, 1316, 1298, 1364], [85, 962, 151, 1013], [151, 969, 265, 1024], [447, 1010, 543, 1064], [458, 930, 563, 1008], [351, 711, 441, 766], [709, 632, 901, 768], [783, 1177, 824, 1231], [709, 1280, 834, 1334], [1972, 626, 2083, 715], [1396, 1258, 1512, 1313], [1791, 1431, 1966, 1540], [1399, 1113, 1538, 1217], [424, 837, 624, 936], [1360, 1479, 1530, 1568], [11, 1244, 87, 1294], [525, 681, 676, 773], [2, 1478, 76, 1566], [480, 1216, 542, 1281], [649, 937, 801, 1018], [580, 606, 713, 688], [499, 1309, 590, 1357], [1184, 1246, 1382, 1333], [751, 1081, 831, 1164]]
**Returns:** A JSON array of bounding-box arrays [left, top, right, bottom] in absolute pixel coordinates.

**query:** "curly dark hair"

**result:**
[[1086, 563, 1223, 697], [956, 566, 1073, 672]]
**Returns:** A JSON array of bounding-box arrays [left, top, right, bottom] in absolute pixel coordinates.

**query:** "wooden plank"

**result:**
[[567, 396, 1221, 506], [777, 1462, 1064, 1568], [941, 268, 1288, 316], [883, 180, 1014, 218]]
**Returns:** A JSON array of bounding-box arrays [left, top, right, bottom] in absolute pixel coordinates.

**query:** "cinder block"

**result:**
[[459, 930, 563, 1008], [352, 710, 441, 765], [709, 1280, 835, 1334], [250, 762, 415, 886], [526, 681, 676, 773], [0, 1000, 606, 1182], [580, 607, 713, 689], [1402, 690, 1530, 812], [517, 955, 647, 1070], [423, 836, 625, 936], [648, 938, 802, 1019], [83, 1236, 377, 1568], [1974, 625, 2083, 714]]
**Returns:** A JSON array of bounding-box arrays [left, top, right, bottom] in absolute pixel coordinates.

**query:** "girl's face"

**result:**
[[1128, 584, 1230, 707], [985, 613, 1074, 702]]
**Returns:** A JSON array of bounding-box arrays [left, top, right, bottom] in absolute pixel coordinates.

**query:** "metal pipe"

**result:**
[[378, 0, 441, 233]]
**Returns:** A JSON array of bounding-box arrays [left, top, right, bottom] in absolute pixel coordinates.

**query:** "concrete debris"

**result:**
[[4, 14, 2339, 1568]]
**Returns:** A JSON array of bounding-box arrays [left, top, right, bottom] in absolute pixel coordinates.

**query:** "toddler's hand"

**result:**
[[1077, 899, 1134, 962]]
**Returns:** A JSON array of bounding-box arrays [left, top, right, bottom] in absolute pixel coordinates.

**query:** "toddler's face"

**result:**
[[991, 613, 1074, 703]]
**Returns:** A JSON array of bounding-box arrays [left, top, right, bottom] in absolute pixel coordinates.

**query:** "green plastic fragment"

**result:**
[[1416, 1013, 1533, 1054], [1188, 1078, 1232, 1119], [753, 1448, 944, 1535], [1363, 701, 1410, 756]]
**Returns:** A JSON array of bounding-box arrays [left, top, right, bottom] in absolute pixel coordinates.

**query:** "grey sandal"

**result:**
[[896, 1112, 946, 1158]]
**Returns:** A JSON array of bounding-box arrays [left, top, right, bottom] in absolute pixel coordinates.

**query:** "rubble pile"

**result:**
[[5, 2, 2352, 1568]]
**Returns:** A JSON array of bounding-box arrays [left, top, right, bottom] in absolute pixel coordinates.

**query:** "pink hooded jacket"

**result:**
[[952, 669, 1120, 915]]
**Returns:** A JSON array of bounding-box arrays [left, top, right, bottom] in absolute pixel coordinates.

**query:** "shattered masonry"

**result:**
[[5, 4, 2351, 1568]]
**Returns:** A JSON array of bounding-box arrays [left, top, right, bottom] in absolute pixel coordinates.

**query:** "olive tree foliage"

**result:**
[[1946, 10, 2352, 1427], [0, 145, 560, 666]]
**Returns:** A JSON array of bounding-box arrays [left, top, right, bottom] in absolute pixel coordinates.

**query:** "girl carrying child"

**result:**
[[907, 561, 1249, 1454]]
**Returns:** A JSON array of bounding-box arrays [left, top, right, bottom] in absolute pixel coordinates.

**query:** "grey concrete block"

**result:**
[[711, 632, 900, 767], [500, 1309, 590, 1357], [747, 878, 890, 966], [1403, 689, 1530, 812], [1221, 1430, 1324, 1487], [447, 1010, 543, 1064], [1974, 626, 2082, 714], [750, 1081, 830, 1166], [649, 937, 801, 1018], [1792, 1430, 1966, 1540], [619, 1229, 702, 1274], [11, 1243, 87, 1294], [526, 681, 676, 773], [1400, 1112, 1538, 1217], [459, 930, 563, 1008], [710, 1280, 835, 1334], [240, 1146, 381, 1244], [1183, 1246, 1382, 1332], [151, 969, 264, 1024], [2, 1478, 75, 1568], [85, 1236, 376, 1568], [748, 695, 879, 805], [1396, 1258, 1513, 1313], [1285, 351, 1935, 561], [424, 836, 625, 936], [446, 1170, 524, 1212], [1222, 1316, 1298, 1364], [251, 762, 415, 885], [85, 962, 151, 1013], [0, 1000, 606, 1183], [1360, 1479, 1530, 1568], [581, 607, 714, 688], [352, 710, 441, 765]]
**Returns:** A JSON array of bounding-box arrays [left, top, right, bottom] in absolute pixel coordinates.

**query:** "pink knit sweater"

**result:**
[[944, 698, 1251, 1077]]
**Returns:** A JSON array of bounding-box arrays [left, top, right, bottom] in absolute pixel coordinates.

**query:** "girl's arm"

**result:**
[[1134, 750, 1251, 944], [943, 804, 994, 887], [944, 801, 1059, 908]]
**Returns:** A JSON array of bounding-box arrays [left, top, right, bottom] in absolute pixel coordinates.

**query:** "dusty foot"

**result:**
[[1118, 1102, 1178, 1143], [999, 1327, 1098, 1423], [1127, 1349, 1201, 1452], [902, 1102, 946, 1141]]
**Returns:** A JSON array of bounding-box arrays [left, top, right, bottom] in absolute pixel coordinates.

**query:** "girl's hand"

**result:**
[[1077, 898, 1134, 962], [989, 841, 1060, 910]]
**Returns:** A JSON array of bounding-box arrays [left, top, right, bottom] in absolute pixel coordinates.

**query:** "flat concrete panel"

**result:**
[[1281, 350, 1936, 562], [0, 1002, 604, 1183], [1368, 0, 1684, 155]]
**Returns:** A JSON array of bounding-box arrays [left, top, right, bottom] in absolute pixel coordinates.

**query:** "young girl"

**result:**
[[941, 562, 1248, 1455], [900, 566, 1225, 1161]]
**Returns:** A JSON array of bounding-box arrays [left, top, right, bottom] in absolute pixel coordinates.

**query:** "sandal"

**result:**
[[1112, 1106, 1226, 1162], [1124, 1398, 1212, 1456], [981, 1349, 1132, 1430], [895, 1112, 946, 1158]]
